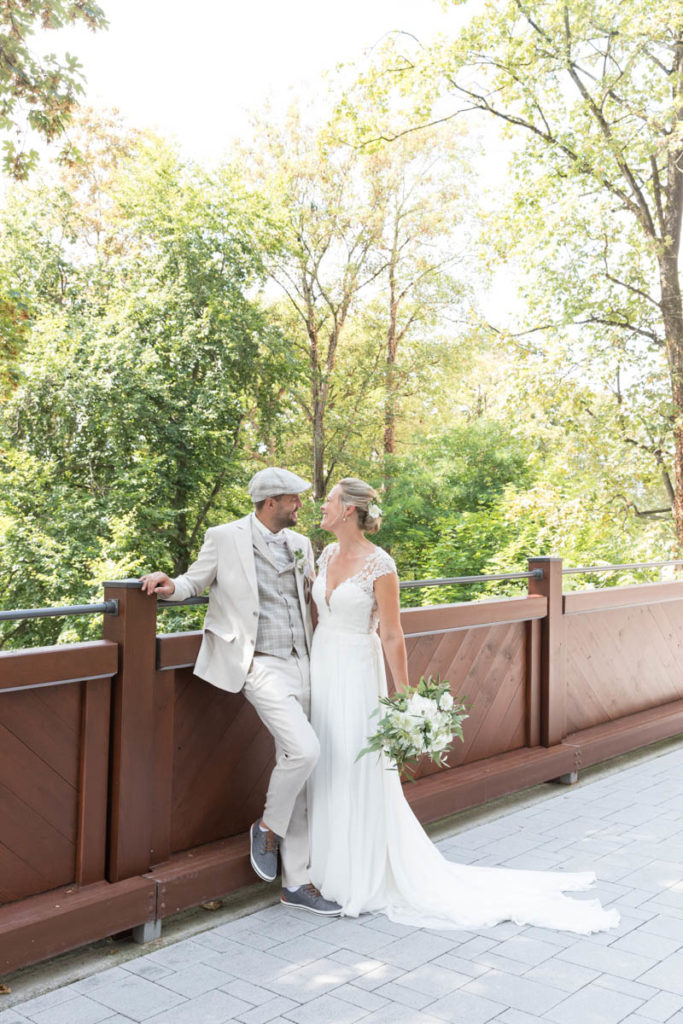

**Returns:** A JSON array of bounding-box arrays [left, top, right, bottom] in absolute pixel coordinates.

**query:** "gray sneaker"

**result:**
[[250, 821, 280, 882], [281, 884, 342, 916]]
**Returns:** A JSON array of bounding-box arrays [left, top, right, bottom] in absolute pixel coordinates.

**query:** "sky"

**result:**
[[37, 0, 465, 161]]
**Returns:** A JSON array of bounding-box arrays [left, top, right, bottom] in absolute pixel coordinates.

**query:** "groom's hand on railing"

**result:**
[[140, 572, 175, 597]]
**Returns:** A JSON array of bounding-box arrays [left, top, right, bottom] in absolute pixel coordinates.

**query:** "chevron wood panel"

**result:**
[[0, 684, 81, 904], [400, 621, 528, 781], [170, 669, 275, 853], [566, 602, 683, 732]]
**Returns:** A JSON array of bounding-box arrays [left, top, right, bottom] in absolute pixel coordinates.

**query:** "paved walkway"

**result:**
[[3, 739, 683, 1024]]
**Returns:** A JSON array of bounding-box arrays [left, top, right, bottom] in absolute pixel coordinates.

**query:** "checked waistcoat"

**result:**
[[251, 522, 307, 659]]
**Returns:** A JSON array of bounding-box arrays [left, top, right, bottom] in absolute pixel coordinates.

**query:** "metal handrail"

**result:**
[[156, 568, 543, 608], [0, 601, 119, 623], [399, 569, 543, 589], [563, 560, 683, 576], [4, 560, 681, 620]]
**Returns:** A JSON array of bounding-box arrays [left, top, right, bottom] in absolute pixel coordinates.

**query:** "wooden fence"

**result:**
[[1, 556, 683, 973]]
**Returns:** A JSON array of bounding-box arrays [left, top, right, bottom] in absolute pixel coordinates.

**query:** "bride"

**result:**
[[307, 477, 619, 934]]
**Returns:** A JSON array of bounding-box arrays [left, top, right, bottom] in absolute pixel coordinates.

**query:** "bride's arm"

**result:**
[[375, 571, 410, 692]]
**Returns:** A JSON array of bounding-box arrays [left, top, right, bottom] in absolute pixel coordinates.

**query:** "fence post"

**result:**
[[527, 557, 566, 748], [102, 579, 157, 882]]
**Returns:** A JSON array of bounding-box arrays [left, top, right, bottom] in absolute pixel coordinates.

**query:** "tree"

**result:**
[[247, 106, 475, 501], [247, 109, 387, 500], [0, 119, 288, 647], [358, 127, 472, 464], [354, 0, 683, 546], [0, 0, 107, 179]]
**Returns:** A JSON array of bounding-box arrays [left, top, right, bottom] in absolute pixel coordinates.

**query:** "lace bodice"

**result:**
[[312, 543, 397, 634]]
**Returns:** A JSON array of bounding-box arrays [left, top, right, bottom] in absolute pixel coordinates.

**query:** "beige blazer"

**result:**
[[165, 514, 315, 692]]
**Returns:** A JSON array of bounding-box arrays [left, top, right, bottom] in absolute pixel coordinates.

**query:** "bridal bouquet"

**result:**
[[357, 675, 468, 780]]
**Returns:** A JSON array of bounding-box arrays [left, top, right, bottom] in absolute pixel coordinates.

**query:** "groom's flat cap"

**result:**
[[248, 467, 311, 502]]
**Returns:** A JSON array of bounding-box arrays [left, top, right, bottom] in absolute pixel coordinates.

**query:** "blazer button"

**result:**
[[252, 610, 258, 617]]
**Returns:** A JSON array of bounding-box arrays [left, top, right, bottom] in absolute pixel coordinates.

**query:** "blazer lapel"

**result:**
[[284, 531, 310, 624], [235, 516, 259, 600]]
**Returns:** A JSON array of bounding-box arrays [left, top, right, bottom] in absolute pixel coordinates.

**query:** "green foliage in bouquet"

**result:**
[[357, 675, 468, 780]]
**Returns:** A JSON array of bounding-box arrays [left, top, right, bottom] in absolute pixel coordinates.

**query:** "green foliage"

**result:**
[[0, 119, 290, 647], [377, 420, 535, 602], [0, 0, 108, 179]]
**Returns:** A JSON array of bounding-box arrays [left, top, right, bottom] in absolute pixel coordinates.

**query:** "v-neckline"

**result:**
[[324, 544, 375, 608]]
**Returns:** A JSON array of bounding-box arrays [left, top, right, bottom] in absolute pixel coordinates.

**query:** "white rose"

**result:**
[[439, 692, 454, 711]]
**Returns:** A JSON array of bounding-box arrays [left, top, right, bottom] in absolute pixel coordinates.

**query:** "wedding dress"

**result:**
[[308, 543, 619, 934]]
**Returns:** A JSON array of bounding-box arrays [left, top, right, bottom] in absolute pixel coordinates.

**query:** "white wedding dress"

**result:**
[[308, 543, 619, 934]]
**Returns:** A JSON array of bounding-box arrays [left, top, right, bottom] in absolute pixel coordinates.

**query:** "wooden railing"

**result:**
[[1, 557, 683, 974]]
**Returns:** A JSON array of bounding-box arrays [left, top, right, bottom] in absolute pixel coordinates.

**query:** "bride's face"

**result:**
[[321, 486, 345, 532]]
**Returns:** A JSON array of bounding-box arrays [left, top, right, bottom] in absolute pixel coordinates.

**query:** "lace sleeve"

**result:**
[[365, 547, 398, 586]]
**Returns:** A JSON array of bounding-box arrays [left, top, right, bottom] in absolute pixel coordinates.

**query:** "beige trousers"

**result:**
[[242, 652, 319, 886]]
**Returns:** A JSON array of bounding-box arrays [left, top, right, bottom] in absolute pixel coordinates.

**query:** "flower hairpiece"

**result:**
[[368, 502, 383, 519]]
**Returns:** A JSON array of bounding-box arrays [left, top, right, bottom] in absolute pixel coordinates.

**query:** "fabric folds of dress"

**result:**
[[308, 543, 620, 935]]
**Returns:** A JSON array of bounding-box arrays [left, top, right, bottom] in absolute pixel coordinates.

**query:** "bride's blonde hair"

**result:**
[[339, 477, 382, 534]]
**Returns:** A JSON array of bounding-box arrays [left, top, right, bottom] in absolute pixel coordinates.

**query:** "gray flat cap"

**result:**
[[248, 467, 311, 502]]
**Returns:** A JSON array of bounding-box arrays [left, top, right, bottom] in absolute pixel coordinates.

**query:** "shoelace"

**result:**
[[263, 831, 279, 853]]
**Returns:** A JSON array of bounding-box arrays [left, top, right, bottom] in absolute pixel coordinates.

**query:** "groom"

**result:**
[[140, 467, 341, 916]]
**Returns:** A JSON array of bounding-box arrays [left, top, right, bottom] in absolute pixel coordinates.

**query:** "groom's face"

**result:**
[[271, 493, 302, 530]]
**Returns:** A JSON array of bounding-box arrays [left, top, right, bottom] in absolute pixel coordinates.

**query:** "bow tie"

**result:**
[[265, 532, 288, 546]]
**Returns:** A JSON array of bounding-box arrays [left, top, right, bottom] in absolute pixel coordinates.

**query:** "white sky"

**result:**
[[39, 0, 464, 160]]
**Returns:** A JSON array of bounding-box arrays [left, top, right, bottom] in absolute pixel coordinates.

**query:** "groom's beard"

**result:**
[[273, 509, 298, 531]]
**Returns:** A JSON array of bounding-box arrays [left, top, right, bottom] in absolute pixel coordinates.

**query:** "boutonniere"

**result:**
[[293, 548, 307, 574]]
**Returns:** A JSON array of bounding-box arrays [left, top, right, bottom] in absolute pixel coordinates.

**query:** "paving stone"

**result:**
[[26, 996, 113, 1024], [0, 1013, 33, 1024], [233, 995, 298, 1023], [281, 992, 367, 1023], [637, 990, 683, 1021], [6, 991, 74, 1017], [462, 968, 566, 1015], [637, 952, 683, 995], [595, 974, 659, 1001], [200, 948, 293, 985], [430, 953, 489, 978], [72, 969, 131, 994], [397, 962, 470, 997], [331, 983, 388, 1012], [348, 963, 403, 991], [307, 920, 396, 955], [450, 936, 498, 960], [327, 950, 386, 973], [264, 934, 339, 966], [372, 980, 435, 1009], [542, 983, 644, 1024], [352, 916, 416, 937], [557, 938, 657, 979], [120, 962, 175, 983], [427, 989, 507, 1023], [378, 932, 457, 970], [473, 952, 530, 977], [155, 963, 234, 998], [522, 957, 599, 993], [617, 922, 676, 954], [143, 938, 213, 970], [494, 934, 565, 967], [219, 979, 276, 1005], [261, 956, 356, 1003], [619, 861, 683, 892], [142, 988, 251, 1023], [497, 1012, 554, 1024], [360, 1006, 444, 1024], [74, 974, 186, 1022]]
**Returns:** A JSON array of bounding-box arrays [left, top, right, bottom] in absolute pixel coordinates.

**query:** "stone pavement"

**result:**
[[3, 738, 683, 1024]]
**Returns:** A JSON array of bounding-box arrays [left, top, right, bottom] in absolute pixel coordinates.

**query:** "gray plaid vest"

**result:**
[[252, 523, 307, 659]]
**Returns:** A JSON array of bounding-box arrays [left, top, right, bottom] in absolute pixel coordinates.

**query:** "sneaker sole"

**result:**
[[280, 896, 342, 916], [250, 824, 277, 882]]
